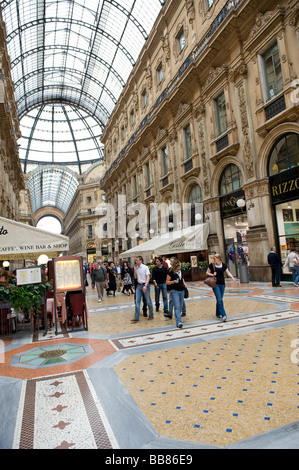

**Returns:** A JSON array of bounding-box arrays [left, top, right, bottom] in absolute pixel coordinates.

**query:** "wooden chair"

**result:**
[[68, 292, 86, 330], [46, 291, 54, 327]]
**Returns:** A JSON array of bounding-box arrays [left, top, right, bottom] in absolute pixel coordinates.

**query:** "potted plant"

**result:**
[[0, 270, 15, 307], [181, 262, 191, 273]]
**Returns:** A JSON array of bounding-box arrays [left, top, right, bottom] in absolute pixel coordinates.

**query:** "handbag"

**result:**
[[203, 276, 216, 288], [204, 263, 217, 288], [184, 287, 189, 299]]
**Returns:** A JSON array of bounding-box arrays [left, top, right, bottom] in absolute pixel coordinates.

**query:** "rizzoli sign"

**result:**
[[269, 166, 299, 204]]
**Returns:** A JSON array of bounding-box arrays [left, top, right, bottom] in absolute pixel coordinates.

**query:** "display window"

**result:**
[[223, 215, 249, 277], [268, 132, 299, 279], [275, 200, 299, 274]]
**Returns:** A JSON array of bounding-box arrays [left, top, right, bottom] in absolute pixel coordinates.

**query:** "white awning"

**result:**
[[0, 216, 69, 260], [120, 223, 209, 258]]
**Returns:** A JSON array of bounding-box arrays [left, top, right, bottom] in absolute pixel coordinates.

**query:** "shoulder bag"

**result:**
[[204, 263, 217, 289]]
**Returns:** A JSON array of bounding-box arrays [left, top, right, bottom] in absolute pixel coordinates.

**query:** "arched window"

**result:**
[[188, 184, 202, 225], [219, 164, 242, 195], [268, 133, 299, 176]]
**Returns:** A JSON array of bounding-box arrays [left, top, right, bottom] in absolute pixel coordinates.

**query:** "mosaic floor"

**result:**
[[0, 280, 299, 450]]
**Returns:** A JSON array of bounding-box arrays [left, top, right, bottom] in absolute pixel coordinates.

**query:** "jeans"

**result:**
[[294, 266, 299, 285], [154, 283, 168, 311], [135, 283, 153, 319], [170, 290, 185, 325], [169, 295, 186, 316], [212, 283, 226, 318]]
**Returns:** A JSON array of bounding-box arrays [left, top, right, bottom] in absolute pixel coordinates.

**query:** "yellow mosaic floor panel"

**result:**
[[87, 298, 276, 336], [114, 323, 299, 447]]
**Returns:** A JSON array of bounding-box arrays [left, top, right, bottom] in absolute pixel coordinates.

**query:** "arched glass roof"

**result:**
[[0, 0, 165, 212], [19, 104, 104, 173], [27, 165, 79, 214]]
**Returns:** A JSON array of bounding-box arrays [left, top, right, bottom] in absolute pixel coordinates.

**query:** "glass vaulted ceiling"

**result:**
[[0, 0, 165, 213]]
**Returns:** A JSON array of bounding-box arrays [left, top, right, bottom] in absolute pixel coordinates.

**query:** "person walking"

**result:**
[[165, 256, 186, 320], [122, 261, 134, 295], [152, 256, 169, 313], [91, 261, 107, 302], [283, 248, 297, 283], [268, 246, 283, 287], [206, 254, 236, 322], [166, 258, 187, 328], [132, 256, 154, 322], [293, 251, 299, 286], [115, 261, 123, 292], [106, 261, 117, 296]]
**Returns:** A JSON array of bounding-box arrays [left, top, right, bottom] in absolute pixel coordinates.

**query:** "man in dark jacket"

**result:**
[[152, 256, 169, 313], [91, 261, 107, 302], [267, 247, 282, 287]]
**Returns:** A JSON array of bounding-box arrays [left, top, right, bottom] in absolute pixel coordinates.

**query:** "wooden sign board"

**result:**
[[53, 256, 83, 292]]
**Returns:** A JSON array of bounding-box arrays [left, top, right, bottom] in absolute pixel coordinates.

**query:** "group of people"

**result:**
[[88, 253, 237, 328], [88, 256, 189, 328]]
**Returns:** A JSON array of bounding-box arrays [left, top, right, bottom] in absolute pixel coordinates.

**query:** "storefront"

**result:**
[[220, 188, 249, 279], [218, 164, 249, 280], [86, 246, 96, 264], [268, 133, 299, 279]]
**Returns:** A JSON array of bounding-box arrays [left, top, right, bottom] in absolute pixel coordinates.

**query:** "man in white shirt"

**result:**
[[283, 249, 297, 283], [132, 255, 154, 321]]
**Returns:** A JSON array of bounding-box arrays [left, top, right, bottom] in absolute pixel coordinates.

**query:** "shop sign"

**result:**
[[220, 189, 245, 218], [269, 165, 299, 204]]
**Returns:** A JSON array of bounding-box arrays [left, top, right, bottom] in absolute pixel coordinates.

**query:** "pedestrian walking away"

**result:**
[[206, 254, 236, 322]]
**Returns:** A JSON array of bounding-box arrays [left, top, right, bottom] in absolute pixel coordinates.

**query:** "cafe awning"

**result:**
[[0, 216, 69, 261], [120, 223, 209, 259]]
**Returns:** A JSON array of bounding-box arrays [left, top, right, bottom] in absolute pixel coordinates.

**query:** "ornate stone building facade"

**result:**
[[0, 9, 24, 221], [100, 0, 299, 281], [64, 163, 107, 263]]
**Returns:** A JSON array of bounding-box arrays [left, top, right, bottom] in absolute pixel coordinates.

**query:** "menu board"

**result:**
[[17, 267, 42, 286], [53, 256, 83, 291]]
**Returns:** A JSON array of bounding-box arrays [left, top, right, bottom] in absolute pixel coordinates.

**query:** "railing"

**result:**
[[265, 95, 286, 121]]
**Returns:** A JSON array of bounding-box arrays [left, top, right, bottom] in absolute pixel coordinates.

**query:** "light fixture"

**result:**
[[2, 261, 10, 268], [236, 198, 255, 210], [236, 198, 246, 209], [37, 254, 49, 265]]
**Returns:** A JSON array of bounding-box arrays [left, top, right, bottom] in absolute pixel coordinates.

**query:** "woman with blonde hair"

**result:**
[[206, 253, 236, 322], [166, 257, 187, 328]]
